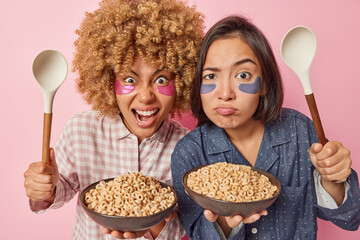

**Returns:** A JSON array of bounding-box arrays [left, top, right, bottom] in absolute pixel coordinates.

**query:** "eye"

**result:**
[[155, 77, 168, 84], [124, 77, 136, 84], [203, 74, 217, 80], [236, 72, 251, 80]]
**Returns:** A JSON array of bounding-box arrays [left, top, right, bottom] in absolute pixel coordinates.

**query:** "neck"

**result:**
[[224, 119, 265, 167]]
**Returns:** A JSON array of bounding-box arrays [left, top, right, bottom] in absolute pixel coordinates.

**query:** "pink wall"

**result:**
[[1, 0, 359, 239]]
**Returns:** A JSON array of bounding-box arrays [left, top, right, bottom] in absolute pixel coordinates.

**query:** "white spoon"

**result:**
[[281, 26, 326, 145], [32, 50, 68, 163]]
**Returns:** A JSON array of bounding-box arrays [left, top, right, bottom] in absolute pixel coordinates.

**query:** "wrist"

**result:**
[[216, 216, 231, 237], [149, 220, 166, 238], [320, 178, 345, 206]]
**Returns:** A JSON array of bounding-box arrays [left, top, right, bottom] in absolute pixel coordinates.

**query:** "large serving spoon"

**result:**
[[32, 50, 68, 163], [281, 26, 326, 145]]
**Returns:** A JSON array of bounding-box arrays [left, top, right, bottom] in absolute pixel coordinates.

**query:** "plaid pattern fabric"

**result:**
[[31, 110, 188, 240]]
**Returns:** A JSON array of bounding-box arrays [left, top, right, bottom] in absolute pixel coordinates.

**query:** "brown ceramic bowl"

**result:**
[[182, 164, 281, 217], [80, 178, 177, 232]]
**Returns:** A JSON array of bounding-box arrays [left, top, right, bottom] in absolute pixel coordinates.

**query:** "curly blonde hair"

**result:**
[[72, 0, 204, 117]]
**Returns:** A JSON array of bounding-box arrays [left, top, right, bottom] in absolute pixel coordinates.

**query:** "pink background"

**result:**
[[1, 0, 359, 239]]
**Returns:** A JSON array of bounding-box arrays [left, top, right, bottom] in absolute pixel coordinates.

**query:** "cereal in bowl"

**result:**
[[186, 162, 278, 202], [84, 172, 175, 216]]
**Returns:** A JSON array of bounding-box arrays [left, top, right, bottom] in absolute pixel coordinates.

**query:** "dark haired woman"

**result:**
[[171, 16, 360, 239]]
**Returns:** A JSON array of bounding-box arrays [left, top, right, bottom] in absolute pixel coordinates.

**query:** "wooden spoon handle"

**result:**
[[305, 94, 326, 145], [42, 113, 52, 163]]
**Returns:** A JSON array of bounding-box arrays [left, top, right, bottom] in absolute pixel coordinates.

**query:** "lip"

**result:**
[[133, 107, 159, 111], [215, 106, 237, 115], [132, 107, 160, 128]]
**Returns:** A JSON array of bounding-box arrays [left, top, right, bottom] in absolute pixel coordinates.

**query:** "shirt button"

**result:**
[[251, 228, 257, 234]]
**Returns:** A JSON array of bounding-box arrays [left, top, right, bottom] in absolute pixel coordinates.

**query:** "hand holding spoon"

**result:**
[[32, 50, 67, 163], [281, 26, 326, 145]]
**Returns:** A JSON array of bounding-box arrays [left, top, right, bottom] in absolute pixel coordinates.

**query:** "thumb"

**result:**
[[204, 209, 218, 222], [309, 143, 322, 168]]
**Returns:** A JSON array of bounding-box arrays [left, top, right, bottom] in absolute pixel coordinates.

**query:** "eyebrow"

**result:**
[[130, 69, 162, 77], [203, 58, 257, 72]]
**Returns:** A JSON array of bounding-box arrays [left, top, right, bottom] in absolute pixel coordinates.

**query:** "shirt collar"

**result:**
[[148, 117, 171, 143], [265, 118, 291, 147], [203, 119, 291, 155], [112, 114, 171, 143], [112, 114, 132, 139], [255, 119, 291, 171], [202, 124, 232, 155]]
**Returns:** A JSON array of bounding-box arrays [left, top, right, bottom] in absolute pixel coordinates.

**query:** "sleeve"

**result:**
[[304, 113, 360, 230], [30, 121, 80, 213], [314, 169, 349, 209], [171, 136, 246, 240], [315, 169, 360, 230], [213, 221, 244, 240]]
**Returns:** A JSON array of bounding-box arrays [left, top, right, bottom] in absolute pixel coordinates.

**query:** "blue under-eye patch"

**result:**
[[200, 83, 216, 94], [238, 76, 261, 94]]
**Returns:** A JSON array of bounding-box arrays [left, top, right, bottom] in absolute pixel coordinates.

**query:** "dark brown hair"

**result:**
[[191, 15, 283, 126]]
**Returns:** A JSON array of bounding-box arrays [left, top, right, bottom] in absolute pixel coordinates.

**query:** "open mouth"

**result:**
[[132, 109, 160, 126]]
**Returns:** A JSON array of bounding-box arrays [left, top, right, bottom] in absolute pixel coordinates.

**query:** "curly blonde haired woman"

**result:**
[[23, 0, 204, 239]]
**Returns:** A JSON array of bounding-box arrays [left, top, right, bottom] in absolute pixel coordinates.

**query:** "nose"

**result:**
[[216, 77, 236, 101], [137, 85, 156, 103]]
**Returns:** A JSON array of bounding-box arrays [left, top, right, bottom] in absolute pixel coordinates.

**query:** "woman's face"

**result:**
[[115, 57, 175, 143], [200, 37, 263, 130]]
